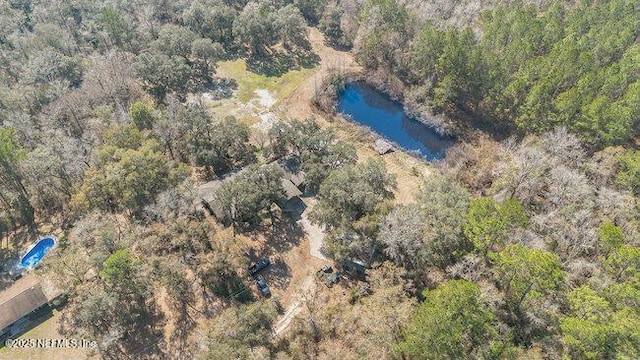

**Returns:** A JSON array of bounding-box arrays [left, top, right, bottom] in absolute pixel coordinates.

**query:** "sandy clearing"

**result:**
[[253, 112, 279, 133], [276, 28, 362, 120], [299, 198, 329, 261], [273, 274, 315, 336], [254, 89, 277, 108]]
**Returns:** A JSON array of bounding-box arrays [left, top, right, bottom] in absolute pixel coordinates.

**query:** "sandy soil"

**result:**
[[254, 89, 277, 108], [276, 28, 361, 120], [272, 274, 315, 336], [299, 198, 329, 261], [266, 28, 430, 335]]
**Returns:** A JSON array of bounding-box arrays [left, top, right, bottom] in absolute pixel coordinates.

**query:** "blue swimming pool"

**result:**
[[338, 82, 453, 160], [19, 237, 56, 269]]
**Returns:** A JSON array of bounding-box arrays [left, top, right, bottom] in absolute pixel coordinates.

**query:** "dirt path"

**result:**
[[273, 274, 315, 336], [276, 28, 361, 120], [273, 300, 301, 336], [299, 197, 329, 261], [271, 27, 426, 337], [272, 197, 326, 336]]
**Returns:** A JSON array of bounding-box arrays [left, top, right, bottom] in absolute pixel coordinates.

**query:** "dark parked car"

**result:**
[[316, 264, 333, 279], [248, 258, 270, 276], [255, 275, 271, 296], [324, 272, 340, 288]]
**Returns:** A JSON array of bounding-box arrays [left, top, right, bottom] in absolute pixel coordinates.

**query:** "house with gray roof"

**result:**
[[0, 275, 58, 339], [198, 158, 307, 221], [274, 157, 307, 215]]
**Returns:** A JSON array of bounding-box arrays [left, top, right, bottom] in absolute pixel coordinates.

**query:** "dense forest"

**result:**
[[352, 0, 640, 147], [0, 0, 638, 359]]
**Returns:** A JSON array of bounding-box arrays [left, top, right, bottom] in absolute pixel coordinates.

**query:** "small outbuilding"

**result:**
[[277, 156, 305, 190], [280, 178, 303, 201], [341, 259, 367, 278], [276, 179, 307, 215], [373, 139, 393, 155]]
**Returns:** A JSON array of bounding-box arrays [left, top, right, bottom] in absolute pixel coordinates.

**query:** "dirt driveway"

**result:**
[[299, 197, 329, 261], [276, 27, 361, 120]]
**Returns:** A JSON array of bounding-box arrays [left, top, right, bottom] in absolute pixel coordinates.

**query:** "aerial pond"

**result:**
[[338, 82, 453, 160]]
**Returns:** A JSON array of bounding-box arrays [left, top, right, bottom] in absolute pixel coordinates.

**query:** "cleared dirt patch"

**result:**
[[299, 198, 329, 261], [254, 89, 276, 109]]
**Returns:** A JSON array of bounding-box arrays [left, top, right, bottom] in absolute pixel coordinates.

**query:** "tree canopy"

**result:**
[[0, 127, 34, 229], [1, 0, 639, 358], [464, 197, 528, 256], [357, 0, 640, 147], [311, 158, 395, 231], [561, 285, 640, 359], [213, 163, 284, 230], [399, 280, 500, 359], [72, 139, 188, 215]]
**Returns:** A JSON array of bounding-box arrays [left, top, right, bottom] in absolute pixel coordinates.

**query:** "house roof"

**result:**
[[198, 163, 305, 218], [0, 276, 49, 332], [281, 178, 303, 199], [284, 171, 305, 188], [197, 170, 240, 205], [198, 180, 223, 204], [198, 180, 226, 219], [277, 157, 305, 187]]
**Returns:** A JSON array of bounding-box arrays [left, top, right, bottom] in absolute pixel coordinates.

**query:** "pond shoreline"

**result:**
[[314, 71, 458, 139], [336, 81, 454, 160]]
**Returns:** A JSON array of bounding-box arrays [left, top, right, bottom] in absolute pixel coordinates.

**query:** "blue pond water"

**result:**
[[338, 82, 453, 160], [19, 237, 55, 269]]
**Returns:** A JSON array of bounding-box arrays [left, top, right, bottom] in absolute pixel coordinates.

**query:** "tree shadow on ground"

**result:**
[[324, 40, 353, 52], [244, 218, 302, 292], [165, 304, 197, 358], [0, 244, 18, 264], [200, 78, 238, 100], [243, 246, 260, 262], [113, 306, 166, 359], [0, 253, 19, 291], [0, 274, 13, 292], [1, 228, 31, 260], [453, 108, 516, 143], [200, 263, 255, 305], [262, 255, 291, 291], [0, 229, 35, 291], [249, 217, 305, 254], [246, 48, 320, 77]]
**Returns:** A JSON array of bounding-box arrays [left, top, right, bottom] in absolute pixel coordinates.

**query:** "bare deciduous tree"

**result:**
[[492, 137, 550, 207], [541, 127, 585, 168], [379, 204, 425, 269]]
